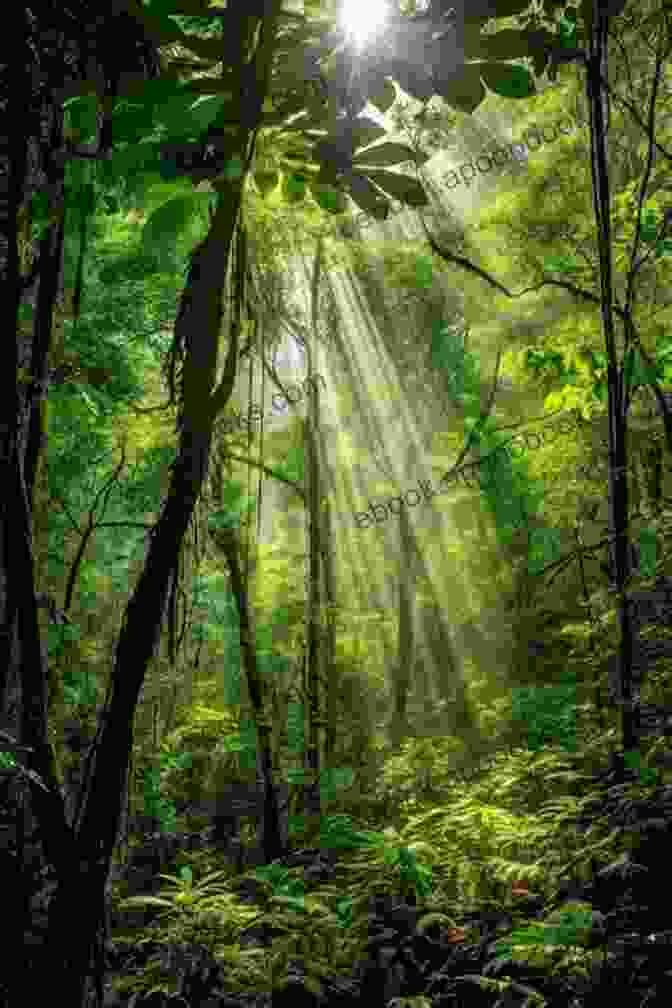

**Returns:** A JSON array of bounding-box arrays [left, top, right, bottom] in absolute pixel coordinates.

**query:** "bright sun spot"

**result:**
[[338, 0, 390, 49]]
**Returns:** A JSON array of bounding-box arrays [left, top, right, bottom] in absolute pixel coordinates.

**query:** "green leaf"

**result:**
[[63, 94, 100, 144], [544, 255, 581, 274], [346, 172, 390, 219], [140, 194, 201, 264], [639, 527, 657, 577], [77, 387, 100, 416], [188, 94, 230, 131], [362, 170, 428, 208], [433, 62, 486, 114], [558, 14, 578, 48], [352, 142, 426, 168], [349, 118, 388, 152], [641, 208, 659, 243], [478, 62, 535, 99]]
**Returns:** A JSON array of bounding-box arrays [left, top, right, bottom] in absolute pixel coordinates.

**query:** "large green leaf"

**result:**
[[135, 2, 224, 60], [63, 94, 100, 144], [352, 142, 428, 168], [140, 194, 204, 262], [187, 94, 232, 132], [111, 100, 158, 144], [363, 170, 429, 208], [433, 62, 486, 114], [350, 118, 388, 152], [346, 173, 390, 219], [479, 62, 536, 99]]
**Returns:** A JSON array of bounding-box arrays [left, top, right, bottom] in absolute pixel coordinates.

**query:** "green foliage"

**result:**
[[63, 667, 98, 707], [511, 675, 578, 752], [525, 348, 576, 383], [527, 526, 562, 576], [638, 527, 657, 577], [143, 766, 178, 833], [46, 621, 80, 658], [480, 63, 535, 100], [140, 192, 213, 268], [63, 94, 100, 145], [623, 748, 660, 787]]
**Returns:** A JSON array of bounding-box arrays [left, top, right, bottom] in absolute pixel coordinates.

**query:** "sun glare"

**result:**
[[338, 0, 391, 49]]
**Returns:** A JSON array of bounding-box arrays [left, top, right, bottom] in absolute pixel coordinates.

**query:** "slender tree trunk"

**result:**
[[586, 3, 638, 764], [217, 521, 286, 862], [299, 238, 326, 836], [390, 502, 414, 748], [319, 486, 338, 767]]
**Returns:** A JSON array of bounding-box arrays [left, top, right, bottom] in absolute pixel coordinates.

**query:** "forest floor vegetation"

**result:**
[[94, 693, 672, 1008]]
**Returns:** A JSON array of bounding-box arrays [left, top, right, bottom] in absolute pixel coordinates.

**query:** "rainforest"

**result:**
[[3, 1, 672, 1007]]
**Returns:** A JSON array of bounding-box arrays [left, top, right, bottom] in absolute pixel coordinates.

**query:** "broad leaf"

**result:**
[[349, 117, 389, 153], [363, 170, 429, 208], [63, 94, 100, 144], [346, 173, 390, 219], [433, 62, 486, 114], [187, 94, 233, 131], [135, 2, 224, 60], [352, 142, 428, 168], [140, 194, 205, 262], [479, 62, 535, 99]]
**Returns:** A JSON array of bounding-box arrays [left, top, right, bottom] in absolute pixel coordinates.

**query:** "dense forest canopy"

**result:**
[[2, 1, 672, 1006]]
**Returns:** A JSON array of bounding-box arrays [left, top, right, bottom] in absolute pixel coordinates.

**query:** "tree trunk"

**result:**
[[28, 50, 284, 998], [217, 521, 286, 863], [390, 502, 414, 748], [302, 258, 324, 835], [585, 7, 638, 765]]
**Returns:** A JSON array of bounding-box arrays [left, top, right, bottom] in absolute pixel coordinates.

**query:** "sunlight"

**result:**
[[337, 0, 391, 50]]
